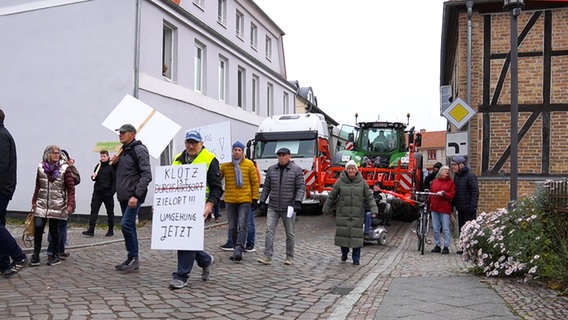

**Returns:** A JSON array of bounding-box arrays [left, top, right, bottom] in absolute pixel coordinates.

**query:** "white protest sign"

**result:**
[[102, 95, 181, 159], [188, 121, 231, 163], [151, 164, 206, 251]]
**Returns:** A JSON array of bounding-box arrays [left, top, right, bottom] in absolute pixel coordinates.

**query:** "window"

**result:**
[[194, 43, 205, 92], [236, 11, 244, 39], [218, 57, 227, 101], [428, 150, 437, 161], [162, 23, 175, 79], [252, 75, 259, 113], [217, 0, 226, 25], [283, 92, 289, 114], [160, 141, 173, 166], [193, 0, 204, 10], [265, 36, 272, 60], [250, 23, 258, 49], [266, 83, 273, 116], [237, 67, 245, 108]]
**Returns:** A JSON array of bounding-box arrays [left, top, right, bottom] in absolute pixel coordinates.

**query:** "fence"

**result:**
[[545, 179, 568, 214]]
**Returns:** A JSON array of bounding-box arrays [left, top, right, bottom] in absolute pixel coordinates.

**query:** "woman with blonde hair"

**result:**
[[29, 145, 75, 266], [429, 165, 455, 254]]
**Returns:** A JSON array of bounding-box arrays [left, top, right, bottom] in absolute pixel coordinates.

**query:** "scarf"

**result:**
[[42, 160, 60, 182], [232, 157, 243, 188]]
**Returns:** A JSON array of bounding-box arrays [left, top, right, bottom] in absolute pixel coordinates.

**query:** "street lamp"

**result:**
[[504, 0, 524, 209]]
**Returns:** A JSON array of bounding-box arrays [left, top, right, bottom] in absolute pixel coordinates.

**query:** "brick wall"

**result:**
[[451, 8, 568, 213]]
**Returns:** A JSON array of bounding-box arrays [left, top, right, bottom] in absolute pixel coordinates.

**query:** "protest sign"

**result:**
[[187, 121, 231, 162], [151, 164, 206, 250]]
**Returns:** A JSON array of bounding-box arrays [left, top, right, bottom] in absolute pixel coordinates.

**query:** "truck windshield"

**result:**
[[255, 139, 316, 159], [362, 128, 398, 153]]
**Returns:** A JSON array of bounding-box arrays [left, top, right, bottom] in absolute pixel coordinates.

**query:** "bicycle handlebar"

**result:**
[[412, 191, 437, 196]]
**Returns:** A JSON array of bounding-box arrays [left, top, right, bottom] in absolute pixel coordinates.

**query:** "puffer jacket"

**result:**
[[453, 166, 479, 212], [220, 158, 259, 204], [32, 163, 75, 220], [0, 123, 16, 200], [428, 176, 455, 214], [114, 140, 152, 202], [323, 171, 378, 248], [259, 160, 305, 211]]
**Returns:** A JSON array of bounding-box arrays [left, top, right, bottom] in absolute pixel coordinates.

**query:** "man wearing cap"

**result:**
[[451, 155, 479, 254], [219, 141, 259, 262], [111, 124, 152, 272], [168, 130, 223, 289], [257, 147, 305, 265], [424, 162, 443, 190]]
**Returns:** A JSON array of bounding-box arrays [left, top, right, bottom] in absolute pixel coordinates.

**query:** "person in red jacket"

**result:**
[[428, 165, 455, 254]]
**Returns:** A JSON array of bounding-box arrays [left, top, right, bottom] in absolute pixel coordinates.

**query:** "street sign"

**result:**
[[441, 96, 476, 130], [446, 132, 468, 157]]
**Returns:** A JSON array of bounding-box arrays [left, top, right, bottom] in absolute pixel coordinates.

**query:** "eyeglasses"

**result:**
[[185, 140, 200, 146], [277, 154, 289, 157], [51, 151, 60, 155]]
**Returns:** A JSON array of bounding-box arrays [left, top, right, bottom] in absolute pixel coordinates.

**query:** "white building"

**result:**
[[0, 0, 295, 216]]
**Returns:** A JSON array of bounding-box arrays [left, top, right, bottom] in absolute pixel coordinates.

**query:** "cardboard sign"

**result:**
[[187, 121, 232, 163], [102, 95, 181, 159], [151, 164, 206, 251]]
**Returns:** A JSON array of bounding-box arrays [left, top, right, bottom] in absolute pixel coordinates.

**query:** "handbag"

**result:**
[[24, 211, 35, 236]]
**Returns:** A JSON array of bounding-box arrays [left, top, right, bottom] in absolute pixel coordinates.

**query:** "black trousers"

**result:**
[[457, 209, 477, 235], [89, 191, 115, 228], [34, 217, 59, 257]]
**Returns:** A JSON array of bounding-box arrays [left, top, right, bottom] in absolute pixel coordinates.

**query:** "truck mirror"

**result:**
[[348, 132, 354, 142], [415, 133, 422, 147]]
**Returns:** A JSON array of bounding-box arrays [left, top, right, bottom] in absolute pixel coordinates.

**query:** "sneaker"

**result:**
[[59, 253, 70, 260], [431, 246, 441, 253], [29, 255, 40, 267], [201, 256, 213, 281], [3, 256, 29, 277], [47, 256, 61, 266], [169, 278, 187, 290], [341, 253, 348, 262], [219, 243, 234, 251], [353, 261, 360, 266], [284, 256, 293, 265], [230, 248, 242, 262], [119, 258, 139, 272], [257, 256, 272, 265], [442, 247, 449, 254], [82, 230, 94, 237], [245, 246, 256, 253]]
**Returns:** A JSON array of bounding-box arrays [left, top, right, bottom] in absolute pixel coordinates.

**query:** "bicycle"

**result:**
[[412, 191, 436, 255]]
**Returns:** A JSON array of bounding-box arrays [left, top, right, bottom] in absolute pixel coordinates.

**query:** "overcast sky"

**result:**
[[254, 0, 448, 132]]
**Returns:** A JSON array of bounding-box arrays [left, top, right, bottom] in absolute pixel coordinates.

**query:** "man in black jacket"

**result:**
[[82, 150, 116, 237], [452, 155, 479, 254]]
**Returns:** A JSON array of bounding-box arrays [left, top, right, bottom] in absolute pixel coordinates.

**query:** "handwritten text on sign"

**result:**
[[151, 164, 206, 250]]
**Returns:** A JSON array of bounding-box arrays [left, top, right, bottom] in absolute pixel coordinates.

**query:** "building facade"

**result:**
[[441, 0, 568, 212], [0, 0, 296, 214]]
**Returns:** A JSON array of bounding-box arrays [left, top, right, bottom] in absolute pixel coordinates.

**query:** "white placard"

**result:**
[[188, 121, 232, 163], [151, 164, 206, 251], [102, 95, 181, 159]]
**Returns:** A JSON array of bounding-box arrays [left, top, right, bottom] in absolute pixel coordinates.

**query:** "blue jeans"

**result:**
[[263, 208, 294, 258], [120, 201, 142, 259], [226, 202, 250, 250], [0, 195, 11, 270], [47, 219, 68, 255], [173, 250, 213, 282], [341, 246, 361, 263], [226, 208, 256, 248], [432, 211, 451, 248], [364, 212, 372, 235], [0, 225, 26, 271]]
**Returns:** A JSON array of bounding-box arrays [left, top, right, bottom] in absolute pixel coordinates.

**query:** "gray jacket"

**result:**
[[259, 160, 305, 211], [114, 140, 152, 202]]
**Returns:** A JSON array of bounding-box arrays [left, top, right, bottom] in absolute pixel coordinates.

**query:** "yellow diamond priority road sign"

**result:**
[[441, 96, 476, 130]]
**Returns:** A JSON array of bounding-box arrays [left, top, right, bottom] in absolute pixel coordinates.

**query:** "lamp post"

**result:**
[[504, 0, 524, 209]]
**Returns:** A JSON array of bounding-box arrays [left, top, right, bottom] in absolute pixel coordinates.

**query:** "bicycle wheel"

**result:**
[[416, 217, 422, 251], [420, 215, 427, 255]]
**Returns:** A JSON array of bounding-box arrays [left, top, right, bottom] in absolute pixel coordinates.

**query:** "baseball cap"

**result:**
[[276, 147, 291, 155], [185, 130, 202, 142], [433, 162, 443, 169], [115, 124, 136, 133]]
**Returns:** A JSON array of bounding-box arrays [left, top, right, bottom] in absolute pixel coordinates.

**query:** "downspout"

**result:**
[[466, 1, 473, 104], [466, 1, 473, 160], [133, 0, 142, 98]]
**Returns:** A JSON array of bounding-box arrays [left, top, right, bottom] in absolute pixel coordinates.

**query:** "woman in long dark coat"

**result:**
[[323, 160, 378, 265]]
